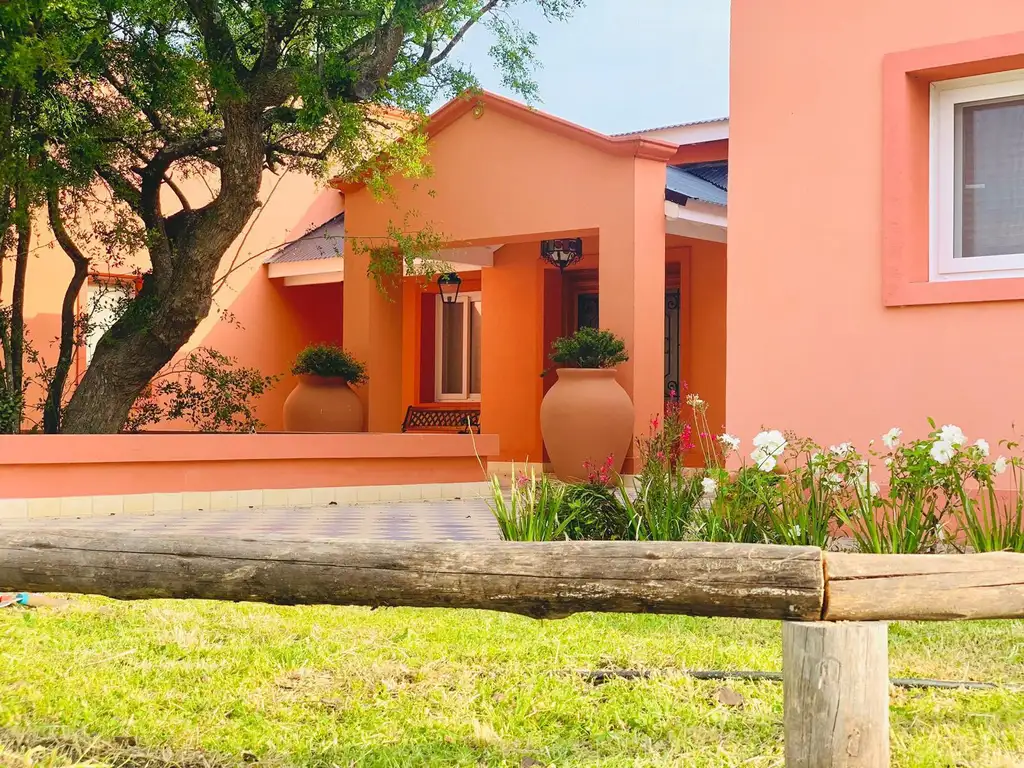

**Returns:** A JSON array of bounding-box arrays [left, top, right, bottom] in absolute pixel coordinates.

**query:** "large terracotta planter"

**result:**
[[283, 375, 365, 432], [540, 368, 634, 481]]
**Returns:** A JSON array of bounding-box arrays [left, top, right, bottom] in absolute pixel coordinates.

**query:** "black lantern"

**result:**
[[437, 272, 462, 304], [540, 237, 584, 271]]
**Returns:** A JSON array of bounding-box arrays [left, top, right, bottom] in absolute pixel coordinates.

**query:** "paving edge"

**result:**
[[0, 482, 494, 521]]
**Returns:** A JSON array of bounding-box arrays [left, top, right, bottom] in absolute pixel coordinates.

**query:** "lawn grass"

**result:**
[[0, 599, 1022, 767]]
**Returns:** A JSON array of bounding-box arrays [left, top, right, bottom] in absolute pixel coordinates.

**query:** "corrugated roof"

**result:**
[[665, 162, 728, 207], [265, 213, 345, 264], [678, 161, 728, 192], [613, 116, 729, 137]]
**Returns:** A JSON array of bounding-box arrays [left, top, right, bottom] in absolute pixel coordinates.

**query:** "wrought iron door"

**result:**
[[575, 291, 680, 398]]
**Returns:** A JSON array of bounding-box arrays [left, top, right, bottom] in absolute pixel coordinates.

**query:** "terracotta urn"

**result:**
[[540, 368, 634, 481], [283, 375, 365, 432]]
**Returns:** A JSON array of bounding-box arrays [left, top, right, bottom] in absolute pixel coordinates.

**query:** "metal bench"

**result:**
[[401, 406, 481, 434]]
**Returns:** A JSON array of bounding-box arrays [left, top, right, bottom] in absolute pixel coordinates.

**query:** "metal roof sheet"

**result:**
[[665, 162, 728, 207], [264, 213, 345, 264], [678, 160, 728, 192], [613, 116, 729, 137]]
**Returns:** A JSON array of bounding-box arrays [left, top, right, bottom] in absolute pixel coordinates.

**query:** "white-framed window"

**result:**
[[435, 291, 481, 401], [85, 278, 136, 364], [931, 69, 1024, 281]]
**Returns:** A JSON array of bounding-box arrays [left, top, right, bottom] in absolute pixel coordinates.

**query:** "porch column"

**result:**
[[342, 239, 404, 432], [481, 243, 547, 464], [599, 158, 666, 468]]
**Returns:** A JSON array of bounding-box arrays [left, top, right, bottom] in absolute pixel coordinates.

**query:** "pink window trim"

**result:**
[[882, 31, 1024, 306]]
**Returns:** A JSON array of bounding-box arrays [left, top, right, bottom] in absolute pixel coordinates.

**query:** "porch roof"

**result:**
[[665, 161, 728, 207], [265, 213, 345, 264]]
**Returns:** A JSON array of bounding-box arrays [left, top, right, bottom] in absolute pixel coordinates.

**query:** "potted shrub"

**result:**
[[540, 327, 633, 481], [283, 344, 368, 432]]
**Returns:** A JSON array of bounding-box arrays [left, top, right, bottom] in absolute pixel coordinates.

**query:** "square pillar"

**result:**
[[481, 243, 547, 463], [342, 239, 404, 432], [599, 158, 667, 467]]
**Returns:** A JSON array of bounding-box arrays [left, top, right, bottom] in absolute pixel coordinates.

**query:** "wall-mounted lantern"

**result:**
[[437, 272, 462, 304], [540, 237, 584, 271]]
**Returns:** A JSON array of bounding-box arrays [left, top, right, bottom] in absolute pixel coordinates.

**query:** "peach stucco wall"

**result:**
[[728, 0, 1024, 450], [670, 235, 727, 437], [342, 102, 669, 463], [4, 169, 327, 428], [0, 432, 498, 498]]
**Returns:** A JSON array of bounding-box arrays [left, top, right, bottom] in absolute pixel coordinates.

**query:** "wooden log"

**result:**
[[783, 621, 890, 768], [0, 531, 825, 620], [824, 551, 1024, 621]]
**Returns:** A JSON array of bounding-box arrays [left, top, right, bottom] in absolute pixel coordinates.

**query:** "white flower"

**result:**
[[930, 439, 955, 465], [994, 456, 1009, 475], [869, 481, 880, 496], [883, 456, 894, 467], [823, 472, 844, 491], [718, 433, 740, 454], [752, 430, 787, 458], [701, 477, 718, 496], [751, 449, 777, 472], [809, 452, 827, 475], [974, 438, 990, 458], [882, 427, 902, 449], [939, 424, 966, 447], [686, 393, 705, 409], [790, 524, 802, 539], [830, 442, 853, 457]]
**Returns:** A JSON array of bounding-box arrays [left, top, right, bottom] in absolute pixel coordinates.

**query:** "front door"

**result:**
[[575, 292, 681, 398]]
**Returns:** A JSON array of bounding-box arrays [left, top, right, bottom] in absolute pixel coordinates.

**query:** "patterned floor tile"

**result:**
[[6, 499, 501, 542]]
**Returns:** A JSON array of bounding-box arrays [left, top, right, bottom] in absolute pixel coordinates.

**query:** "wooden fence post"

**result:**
[[782, 621, 890, 767]]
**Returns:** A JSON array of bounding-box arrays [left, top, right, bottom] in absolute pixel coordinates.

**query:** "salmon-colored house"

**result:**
[[728, 0, 1024, 451], [14, 0, 1024, 511], [236, 92, 729, 472], [0, 91, 729, 506]]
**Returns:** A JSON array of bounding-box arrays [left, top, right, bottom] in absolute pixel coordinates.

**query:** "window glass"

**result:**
[[440, 301, 464, 396], [957, 97, 1024, 259], [469, 300, 482, 395]]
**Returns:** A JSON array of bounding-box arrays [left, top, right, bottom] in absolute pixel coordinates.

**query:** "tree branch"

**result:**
[[96, 165, 142, 209], [180, 0, 246, 82], [163, 174, 192, 212], [430, 0, 502, 66]]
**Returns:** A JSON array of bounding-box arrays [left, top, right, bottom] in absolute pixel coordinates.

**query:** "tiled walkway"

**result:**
[[10, 500, 501, 541]]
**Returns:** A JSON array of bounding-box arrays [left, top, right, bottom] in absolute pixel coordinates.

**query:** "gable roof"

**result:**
[[332, 91, 678, 193], [265, 213, 345, 263]]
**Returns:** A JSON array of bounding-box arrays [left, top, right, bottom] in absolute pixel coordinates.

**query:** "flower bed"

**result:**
[[490, 393, 1024, 553]]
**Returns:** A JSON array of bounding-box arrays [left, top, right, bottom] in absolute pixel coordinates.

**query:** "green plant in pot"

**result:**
[[540, 327, 633, 482], [283, 344, 368, 432]]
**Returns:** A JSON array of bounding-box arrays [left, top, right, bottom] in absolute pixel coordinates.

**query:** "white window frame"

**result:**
[[931, 69, 1024, 282], [84, 277, 137, 365], [434, 291, 481, 402]]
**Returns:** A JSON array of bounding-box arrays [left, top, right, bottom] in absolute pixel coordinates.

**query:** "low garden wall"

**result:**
[[0, 433, 499, 515]]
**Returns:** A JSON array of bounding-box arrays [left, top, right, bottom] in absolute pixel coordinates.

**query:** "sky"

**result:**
[[447, 0, 731, 135]]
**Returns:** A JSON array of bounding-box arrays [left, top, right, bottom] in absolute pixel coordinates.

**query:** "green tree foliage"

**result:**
[[0, 0, 582, 433]]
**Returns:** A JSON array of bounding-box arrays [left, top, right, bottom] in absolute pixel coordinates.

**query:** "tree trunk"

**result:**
[[44, 191, 90, 433], [10, 198, 30, 400], [60, 104, 265, 434]]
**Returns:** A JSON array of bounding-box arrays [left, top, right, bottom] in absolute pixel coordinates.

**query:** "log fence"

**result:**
[[2, 532, 1022, 767]]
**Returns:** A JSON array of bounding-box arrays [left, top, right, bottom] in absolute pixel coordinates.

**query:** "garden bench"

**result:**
[[400, 406, 480, 434]]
